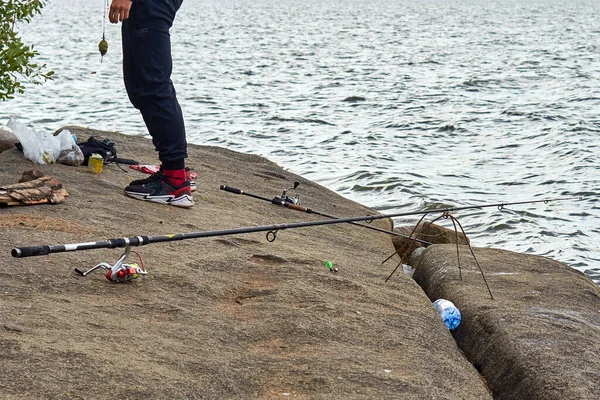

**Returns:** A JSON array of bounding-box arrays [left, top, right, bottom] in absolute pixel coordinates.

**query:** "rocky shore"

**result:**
[[1, 127, 598, 399]]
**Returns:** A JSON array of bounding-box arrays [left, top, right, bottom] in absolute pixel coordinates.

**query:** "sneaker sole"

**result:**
[[124, 191, 195, 208]]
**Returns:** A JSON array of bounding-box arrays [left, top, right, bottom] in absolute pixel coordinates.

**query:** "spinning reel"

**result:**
[[74, 246, 147, 283], [275, 181, 301, 205]]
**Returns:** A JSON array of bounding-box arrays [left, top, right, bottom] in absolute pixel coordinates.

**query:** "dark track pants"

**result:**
[[122, 0, 187, 169]]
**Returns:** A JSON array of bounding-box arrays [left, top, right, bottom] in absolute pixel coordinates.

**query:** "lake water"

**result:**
[[1, 0, 598, 284]]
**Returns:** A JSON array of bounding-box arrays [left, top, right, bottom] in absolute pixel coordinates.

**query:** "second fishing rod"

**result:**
[[220, 182, 433, 247]]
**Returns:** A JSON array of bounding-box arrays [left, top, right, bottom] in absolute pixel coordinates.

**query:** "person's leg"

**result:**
[[121, 7, 138, 109], [122, 0, 193, 208]]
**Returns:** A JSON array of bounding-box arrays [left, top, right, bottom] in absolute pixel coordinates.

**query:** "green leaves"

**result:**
[[1, 0, 54, 101]]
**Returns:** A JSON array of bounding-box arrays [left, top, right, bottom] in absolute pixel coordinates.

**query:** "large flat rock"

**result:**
[[0, 128, 492, 399], [410, 244, 600, 400]]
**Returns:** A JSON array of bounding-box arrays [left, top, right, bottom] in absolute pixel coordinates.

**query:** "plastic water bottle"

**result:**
[[433, 299, 461, 330]]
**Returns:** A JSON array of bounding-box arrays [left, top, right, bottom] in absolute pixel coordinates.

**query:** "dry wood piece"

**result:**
[[0, 171, 68, 206]]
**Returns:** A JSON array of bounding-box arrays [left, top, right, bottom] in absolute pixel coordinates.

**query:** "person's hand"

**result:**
[[109, 0, 132, 23]]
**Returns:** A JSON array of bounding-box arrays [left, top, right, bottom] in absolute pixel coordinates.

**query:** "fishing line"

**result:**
[[98, 0, 109, 62], [326, 218, 373, 271], [221, 182, 411, 271], [155, 229, 329, 273], [206, 232, 338, 274]]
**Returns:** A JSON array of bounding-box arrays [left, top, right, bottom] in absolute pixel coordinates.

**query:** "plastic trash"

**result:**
[[7, 118, 60, 164], [433, 299, 461, 330], [402, 264, 415, 277], [6, 119, 84, 165], [56, 129, 84, 166]]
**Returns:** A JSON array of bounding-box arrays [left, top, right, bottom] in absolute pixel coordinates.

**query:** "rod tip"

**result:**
[[11, 248, 20, 258]]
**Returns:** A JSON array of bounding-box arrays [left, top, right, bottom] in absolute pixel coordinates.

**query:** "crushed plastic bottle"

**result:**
[[433, 299, 461, 330]]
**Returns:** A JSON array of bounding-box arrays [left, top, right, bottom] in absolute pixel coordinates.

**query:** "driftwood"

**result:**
[[0, 170, 68, 206]]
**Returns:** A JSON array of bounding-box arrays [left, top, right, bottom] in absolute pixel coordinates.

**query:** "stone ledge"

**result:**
[[410, 244, 600, 399], [0, 127, 493, 399]]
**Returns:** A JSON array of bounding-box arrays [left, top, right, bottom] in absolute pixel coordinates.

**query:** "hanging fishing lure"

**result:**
[[98, 0, 109, 62], [98, 35, 108, 61]]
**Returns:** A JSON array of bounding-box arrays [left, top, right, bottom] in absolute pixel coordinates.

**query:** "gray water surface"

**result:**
[[1, 0, 598, 282]]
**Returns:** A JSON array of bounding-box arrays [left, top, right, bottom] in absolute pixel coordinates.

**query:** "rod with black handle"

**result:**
[[11, 196, 580, 258], [220, 184, 432, 246]]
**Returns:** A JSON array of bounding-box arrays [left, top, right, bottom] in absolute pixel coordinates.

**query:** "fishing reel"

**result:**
[[74, 246, 147, 283], [275, 181, 301, 205]]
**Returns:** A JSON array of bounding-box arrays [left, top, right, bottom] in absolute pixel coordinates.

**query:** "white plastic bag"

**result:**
[[56, 129, 84, 166], [7, 118, 60, 164]]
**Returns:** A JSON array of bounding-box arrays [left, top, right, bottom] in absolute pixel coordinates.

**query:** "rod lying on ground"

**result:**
[[220, 184, 432, 246], [11, 196, 579, 258]]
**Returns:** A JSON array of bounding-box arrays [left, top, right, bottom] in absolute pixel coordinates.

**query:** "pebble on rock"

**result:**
[[4, 323, 23, 332]]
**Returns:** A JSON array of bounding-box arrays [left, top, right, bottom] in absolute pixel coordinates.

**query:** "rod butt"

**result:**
[[220, 185, 242, 194], [11, 245, 52, 258]]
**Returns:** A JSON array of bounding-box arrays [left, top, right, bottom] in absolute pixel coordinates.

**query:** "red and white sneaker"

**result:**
[[124, 172, 194, 208], [129, 165, 197, 192]]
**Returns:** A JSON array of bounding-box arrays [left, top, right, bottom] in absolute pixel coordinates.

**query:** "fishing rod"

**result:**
[[220, 182, 432, 246], [12, 195, 579, 259]]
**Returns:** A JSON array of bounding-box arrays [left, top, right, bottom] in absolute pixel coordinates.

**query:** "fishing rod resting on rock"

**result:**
[[13, 196, 578, 259], [11, 195, 580, 282], [220, 182, 432, 246]]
